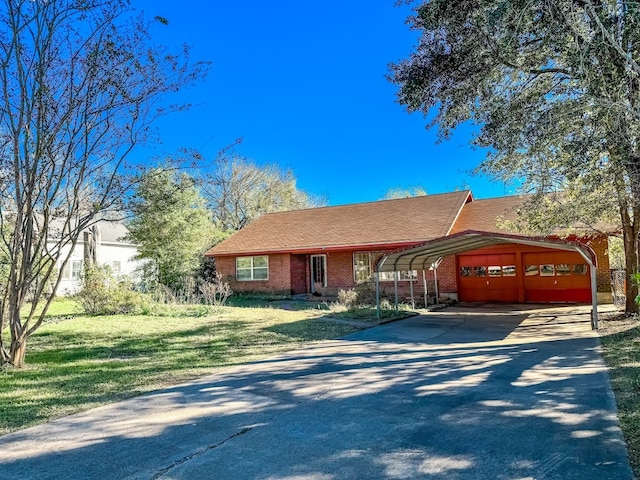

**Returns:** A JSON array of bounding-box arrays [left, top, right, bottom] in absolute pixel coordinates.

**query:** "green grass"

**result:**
[[599, 315, 640, 477], [328, 305, 416, 324], [0, 299, 363, 435]]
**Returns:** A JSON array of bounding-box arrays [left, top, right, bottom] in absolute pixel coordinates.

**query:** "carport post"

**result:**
[[375, 264, 381, 320], [394, 274, 399, 311], [576, 247, 598, 330], [433, 264, 439, 305], [422, 270, 428, 307], [409, 260, 415, 309], [590, 264, 598, 330]]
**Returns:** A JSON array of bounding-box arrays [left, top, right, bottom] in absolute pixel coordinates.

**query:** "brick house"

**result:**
[[205, 191, 613, 304]]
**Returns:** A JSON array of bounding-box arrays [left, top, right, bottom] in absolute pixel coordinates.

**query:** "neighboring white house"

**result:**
[[54, 221, 142, 295]]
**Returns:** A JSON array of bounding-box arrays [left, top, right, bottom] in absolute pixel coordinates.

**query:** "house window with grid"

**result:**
[[236, 256, 269, 281], [62, 259, 84, 280], [353, 253, 372, 284]]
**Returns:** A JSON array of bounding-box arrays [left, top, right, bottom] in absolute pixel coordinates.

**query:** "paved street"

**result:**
[[0, 305, 633, 479]]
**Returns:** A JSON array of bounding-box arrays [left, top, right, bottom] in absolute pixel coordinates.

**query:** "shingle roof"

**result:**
[[450, 195, 525, 234], [206, 191, 472, 256]]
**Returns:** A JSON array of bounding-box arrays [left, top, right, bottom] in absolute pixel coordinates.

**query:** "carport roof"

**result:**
[[376, 230, 598, 272]]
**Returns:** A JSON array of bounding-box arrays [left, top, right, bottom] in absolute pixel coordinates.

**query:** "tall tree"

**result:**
[[390, 0, 640, 313], [382, 186, 428, 200], [127, 168, 214, 290], [0, 0, 207, 366], [204, 154, 324, 232]]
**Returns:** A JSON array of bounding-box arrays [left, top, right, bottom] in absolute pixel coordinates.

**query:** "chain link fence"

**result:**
[[611, 269, 627, 307]]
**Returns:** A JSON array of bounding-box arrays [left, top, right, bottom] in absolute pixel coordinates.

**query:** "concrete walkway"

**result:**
[[0, 305, 633, 479]]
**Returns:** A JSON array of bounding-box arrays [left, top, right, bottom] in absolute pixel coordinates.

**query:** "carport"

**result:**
[[374, 230, 600, 329]]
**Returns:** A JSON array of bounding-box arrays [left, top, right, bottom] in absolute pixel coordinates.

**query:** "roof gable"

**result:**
[[207, 191, 472, 256], [450, 195, 525, 234]]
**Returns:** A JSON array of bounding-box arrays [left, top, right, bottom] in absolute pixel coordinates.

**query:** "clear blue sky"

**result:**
[[137, 1, 512, 206]]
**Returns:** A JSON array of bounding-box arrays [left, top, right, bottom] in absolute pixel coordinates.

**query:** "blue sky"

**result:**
[[137, 1, 512, 205]]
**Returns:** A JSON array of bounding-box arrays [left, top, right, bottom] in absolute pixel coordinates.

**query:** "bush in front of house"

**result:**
[[77, 264, 151, 315]]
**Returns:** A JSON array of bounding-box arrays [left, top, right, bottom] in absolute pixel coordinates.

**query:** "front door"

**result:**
[[310, 255, 327, 294]]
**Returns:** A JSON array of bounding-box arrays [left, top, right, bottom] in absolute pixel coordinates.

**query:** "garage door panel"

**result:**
[[522, 251, 590, 303], [459, 248, 591, 304]]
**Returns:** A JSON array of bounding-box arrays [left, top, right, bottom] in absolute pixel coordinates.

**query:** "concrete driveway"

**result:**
[[0, 304, 633, 479]]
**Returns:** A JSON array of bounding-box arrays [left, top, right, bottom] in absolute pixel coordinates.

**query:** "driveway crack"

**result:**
[[149, 426, 254, 480], [149, 402, 304, 480]]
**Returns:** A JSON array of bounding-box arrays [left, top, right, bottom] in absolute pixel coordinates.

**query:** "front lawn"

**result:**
[[0, 299, 366, 435], [598, 314, 640, 477]]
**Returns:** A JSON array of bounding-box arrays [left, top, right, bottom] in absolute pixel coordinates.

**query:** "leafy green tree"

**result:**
[[0, 0, 207, 366], [204, 154, 325, 232], [390, 0, 640, 312], [127, 168, 214, 290]]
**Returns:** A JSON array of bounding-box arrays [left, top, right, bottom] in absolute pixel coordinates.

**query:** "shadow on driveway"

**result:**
[[0, 304, 633, 479]]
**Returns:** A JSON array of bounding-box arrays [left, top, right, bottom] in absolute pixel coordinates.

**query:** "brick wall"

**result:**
[[585, 236, 611, 293], [215, 253, 292, 295]]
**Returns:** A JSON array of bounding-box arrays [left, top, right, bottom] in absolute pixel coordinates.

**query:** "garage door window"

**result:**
[[525, 265, 539, 276], [556, 264, 571, 276], [540, 264, 555, 276], [460, 266, 472, 277], [502, 265, 516, 276], [573, 264, 588, 275], [474, 266, 487, 277], [488, 266, 501, 277]]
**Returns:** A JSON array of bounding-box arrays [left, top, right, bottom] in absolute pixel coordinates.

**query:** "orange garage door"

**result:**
[[522, 251, 591, 303], [458, 253, 519, 302], [457, 249, 591, 303]]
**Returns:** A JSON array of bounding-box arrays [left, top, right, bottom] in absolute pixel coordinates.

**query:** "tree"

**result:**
[[127, 168, 214, 290], [204, 153, 324, 232], [382, 186, 428, 200], [390, 0, 640, 313], [0, 0, 207, 366]]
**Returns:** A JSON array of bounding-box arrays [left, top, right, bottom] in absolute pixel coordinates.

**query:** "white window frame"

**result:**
[[111, 260, 122, 275], [354, 252, 416, 283], [61, 259, 84, 280], [353, 253, 373, 284], [377, 270, 418, 282], [236, 256, 269, 281]]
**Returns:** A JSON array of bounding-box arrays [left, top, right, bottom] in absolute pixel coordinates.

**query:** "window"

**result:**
[[236, 256, 268, 281], [488, 266, 502, 277], [474, 266, 487, 277], [60, 259, 83, 280], [502, 265, 516, 277], [112, 261, 122, 275], [353, 253, 372, 283], [460, 266, 472, 277], [525, 265, 539, 276], [573, 264, 588, 275], [378, 270, 418, 282], [540, 264, 555, 276], [556, 264, 571, 276]]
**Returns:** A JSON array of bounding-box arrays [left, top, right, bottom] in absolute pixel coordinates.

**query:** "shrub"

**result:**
[[336, 288, 358, 310], [199, 272, 232, 307], [77, 264, 150, 315]]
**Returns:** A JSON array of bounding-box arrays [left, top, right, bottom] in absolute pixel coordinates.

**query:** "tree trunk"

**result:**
[[10, 335, 27, 368], [622, 223, 640, 314]]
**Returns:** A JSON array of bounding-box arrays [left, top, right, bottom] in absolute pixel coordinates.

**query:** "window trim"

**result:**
[[353, 253, 372, 284], [236, 255, 269, 281]]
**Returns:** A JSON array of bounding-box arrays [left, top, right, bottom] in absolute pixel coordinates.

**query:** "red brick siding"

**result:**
[[290, 254, 308, 294], [216, 253, 292, 294], [586, 236, 611, 293]]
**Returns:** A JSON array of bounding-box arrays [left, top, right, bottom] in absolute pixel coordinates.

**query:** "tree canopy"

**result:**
[[390, 0, 640, 312], [127, 168, 214, 290], [0, 0, 207, 366], [203, 154, 324, 232]]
